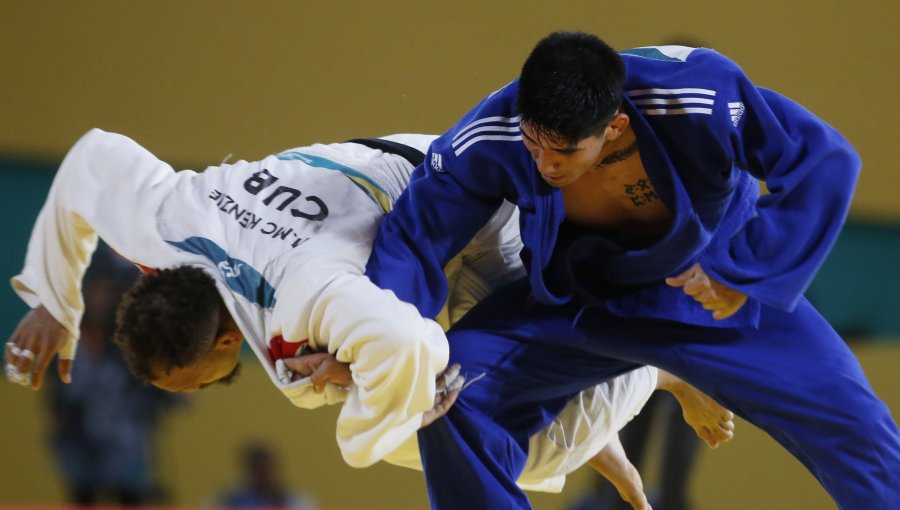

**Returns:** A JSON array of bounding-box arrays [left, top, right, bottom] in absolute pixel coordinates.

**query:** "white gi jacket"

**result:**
[[11, 129, 655, 491], [13, 129, 451, 468]]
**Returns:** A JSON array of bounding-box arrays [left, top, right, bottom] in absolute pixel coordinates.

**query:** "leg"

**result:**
[[577, 298, 900, 509], [592, 393, 659, 510], [419, 401, 532, 510], [584, 369, 731, 510], [588, 432, 650, 510], [655, 369, 734, 449], [419, 280, 641, 510]]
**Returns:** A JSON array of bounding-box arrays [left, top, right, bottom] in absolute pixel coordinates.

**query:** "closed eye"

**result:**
[[521, 130, 580, 155], [216, 362, 242, 386]]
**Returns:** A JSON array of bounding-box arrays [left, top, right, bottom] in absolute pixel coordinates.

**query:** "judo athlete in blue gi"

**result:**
[[366, 32, 900, 509]]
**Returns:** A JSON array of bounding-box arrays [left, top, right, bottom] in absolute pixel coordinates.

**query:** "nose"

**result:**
[[533, 148, 559, 173]]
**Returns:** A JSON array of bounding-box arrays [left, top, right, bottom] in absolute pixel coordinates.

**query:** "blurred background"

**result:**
[[1, 1, 898, 509]]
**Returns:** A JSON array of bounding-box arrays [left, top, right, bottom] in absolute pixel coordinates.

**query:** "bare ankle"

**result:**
[[655, 368, 681, 392]]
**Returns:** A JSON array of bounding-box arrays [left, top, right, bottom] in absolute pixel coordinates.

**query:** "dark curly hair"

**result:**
[[114, 266, 222, 383], [518, 31, 625, 145]]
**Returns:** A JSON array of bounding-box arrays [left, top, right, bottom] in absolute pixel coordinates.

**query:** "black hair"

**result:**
[[517, 31, 626, 144], [114, 266, 221, 383]]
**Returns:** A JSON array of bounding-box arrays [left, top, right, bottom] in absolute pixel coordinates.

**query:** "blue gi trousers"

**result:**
[[418, 278, 900, 510]]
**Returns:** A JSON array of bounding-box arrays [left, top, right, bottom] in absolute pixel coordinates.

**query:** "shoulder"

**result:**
[[621, 46, 744, 75], [431, 81, 526, 167], [623, 47, 752, 135], [622, 47, 749, 101], [395, 81, 530, 200]]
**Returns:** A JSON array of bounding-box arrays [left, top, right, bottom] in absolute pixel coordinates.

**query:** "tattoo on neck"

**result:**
[[598, 140, 639, 167]]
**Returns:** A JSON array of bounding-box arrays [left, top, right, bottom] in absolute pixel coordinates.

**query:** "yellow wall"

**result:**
[[1, 1, 899, 220]]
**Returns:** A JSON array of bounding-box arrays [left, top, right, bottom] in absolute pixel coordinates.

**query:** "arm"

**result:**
[[283, 352, 462, 427], [8, 129, 179, 384], [366, 89, 520, 318], [700, 59, 860, 311], [276, 255, 451, 468]]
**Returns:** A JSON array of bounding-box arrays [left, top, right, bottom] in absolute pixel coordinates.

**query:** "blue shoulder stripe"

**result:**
[[166, 237, 277, 309], [276, 151, 392, 213]]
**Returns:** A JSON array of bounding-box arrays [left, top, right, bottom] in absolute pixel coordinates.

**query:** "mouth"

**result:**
[[540, 173, 564, 184]]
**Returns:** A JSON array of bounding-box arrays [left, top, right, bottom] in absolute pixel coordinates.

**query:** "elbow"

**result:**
[[347, 320, 450, 397], [845, 144, 862, 183], [833, 135, 862, 184], [833, 147, 862, 212], [342, 309, 449, 371], [384, 322, 449, 369], [341, 450, 378, 469]]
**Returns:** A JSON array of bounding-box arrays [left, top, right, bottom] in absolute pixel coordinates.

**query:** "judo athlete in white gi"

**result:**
[[4, 129, 733, 507]]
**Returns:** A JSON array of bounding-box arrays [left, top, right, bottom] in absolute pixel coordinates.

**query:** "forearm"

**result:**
[[704, 88, 860, 311], [288, 269, 450, 467], [366, 142, 506, 319], [11, 134, 105, 351]]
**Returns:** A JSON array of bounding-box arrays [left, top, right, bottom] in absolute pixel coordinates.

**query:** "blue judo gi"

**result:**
[[366, 45, 900, 509]]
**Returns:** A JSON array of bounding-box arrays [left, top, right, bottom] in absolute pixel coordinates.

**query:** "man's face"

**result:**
[[520, 121, 608, 188], [151, 345, 242, 393]]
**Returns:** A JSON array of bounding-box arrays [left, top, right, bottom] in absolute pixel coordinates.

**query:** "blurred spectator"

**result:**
[[47, 244, 182, 506], [212, 441, 317, 510]]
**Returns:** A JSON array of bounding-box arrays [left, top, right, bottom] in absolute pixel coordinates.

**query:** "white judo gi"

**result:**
[[11, 128, 655, 491]]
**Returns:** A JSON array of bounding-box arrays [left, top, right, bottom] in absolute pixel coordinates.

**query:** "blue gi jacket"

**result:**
[[367, 46, 860, 329]]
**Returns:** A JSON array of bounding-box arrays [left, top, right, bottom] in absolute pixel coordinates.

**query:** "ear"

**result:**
[[214, 330, 243, 350], [605, 112, 630, 141]]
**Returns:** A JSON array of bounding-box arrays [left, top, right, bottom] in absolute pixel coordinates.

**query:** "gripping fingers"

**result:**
[[682, 273, 711, 297], [437, 363, 462, 392], [6, 307, 74, 389], [6, 343, 35, 373], [442, 370, 465, 394], [310, 358, 352, 392], [57, 359, 73, 384], [422, 383, 462, 428], [281, 354, 352, 392], [5, 345, 44, 389], [693, 288, 717, 303], [711, 296, 747, 319], [30, 349, 55, 390], [5, 343, 35, 387], [282, 354, 321, 377], [422, 366, 467, 428], [665, 262, 703, 288], [5, 363, 32, 386], [6, 344, 35, 362]]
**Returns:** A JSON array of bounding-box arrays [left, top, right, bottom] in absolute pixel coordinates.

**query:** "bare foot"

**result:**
[[657, 369, 735, 448], [588, 433, 652, 510]]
